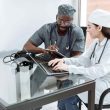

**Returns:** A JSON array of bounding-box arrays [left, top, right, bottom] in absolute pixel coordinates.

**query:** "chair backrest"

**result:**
[[79, 88, 110, 110], [98, 88, 110, 110], [81, 26, 87, 37]]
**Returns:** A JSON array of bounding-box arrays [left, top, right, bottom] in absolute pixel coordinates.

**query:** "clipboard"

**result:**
[[45, 49, 66, 58]]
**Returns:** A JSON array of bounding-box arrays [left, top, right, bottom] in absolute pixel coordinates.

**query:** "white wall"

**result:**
[[80, 0, 87, 26], [0, 0, 75, 104], [0, 0, 74, 51]]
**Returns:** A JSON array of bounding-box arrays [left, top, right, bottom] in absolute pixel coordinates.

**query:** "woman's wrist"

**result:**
[[62, 58, 65, 63]]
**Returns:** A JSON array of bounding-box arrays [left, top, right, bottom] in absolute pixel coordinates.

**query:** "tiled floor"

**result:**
[[41, 102, 58, 110]]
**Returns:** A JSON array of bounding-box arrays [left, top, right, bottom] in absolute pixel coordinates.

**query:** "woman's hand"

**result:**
[[52, 63, 68, 71], [48, 58, 64, 67]]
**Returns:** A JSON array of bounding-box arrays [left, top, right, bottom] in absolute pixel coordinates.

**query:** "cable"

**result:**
[[3, 53, 16, 63]]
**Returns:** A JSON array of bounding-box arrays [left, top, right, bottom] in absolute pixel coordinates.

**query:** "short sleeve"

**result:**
[[29, 24, 50, 46], [71, 26, 85, 52]]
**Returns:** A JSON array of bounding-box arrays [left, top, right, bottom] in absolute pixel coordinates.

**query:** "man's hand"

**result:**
[[47, 44, 59, 51]]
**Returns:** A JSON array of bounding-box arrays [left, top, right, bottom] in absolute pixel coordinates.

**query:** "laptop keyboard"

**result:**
[[40, 63, 67, 74]]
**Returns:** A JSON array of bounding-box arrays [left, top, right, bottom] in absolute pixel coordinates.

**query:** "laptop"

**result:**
[[39, 62, 69, 77], [23, 48, 68, 77]]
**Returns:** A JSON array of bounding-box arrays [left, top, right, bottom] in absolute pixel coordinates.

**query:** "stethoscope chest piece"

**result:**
[[66, 46, 69, 50]]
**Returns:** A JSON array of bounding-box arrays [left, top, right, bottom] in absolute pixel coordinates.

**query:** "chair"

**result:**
[[81, 26, 87, 37], [98, 88, 110, 110], [79, 88, 110, 110], [81, 26, 87, 45]]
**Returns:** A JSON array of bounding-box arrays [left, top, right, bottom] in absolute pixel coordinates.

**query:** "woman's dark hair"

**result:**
[[94, 23, 110, 39], [101, 27, 110, 39]]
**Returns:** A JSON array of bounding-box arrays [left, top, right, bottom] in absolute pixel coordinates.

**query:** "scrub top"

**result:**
[[30, 22, 85, 57]]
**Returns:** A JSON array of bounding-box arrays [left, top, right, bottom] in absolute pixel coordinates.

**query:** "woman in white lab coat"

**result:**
[[48, 9, 110, 105]]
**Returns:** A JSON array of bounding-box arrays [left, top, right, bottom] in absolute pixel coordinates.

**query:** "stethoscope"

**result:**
[[90, 38, 108, 64], [49, 23, 72, 50]]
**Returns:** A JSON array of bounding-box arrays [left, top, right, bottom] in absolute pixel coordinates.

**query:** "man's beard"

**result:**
[[58, 25, 69, 32]]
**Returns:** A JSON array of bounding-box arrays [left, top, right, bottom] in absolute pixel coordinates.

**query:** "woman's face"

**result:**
[[87, 22, 100, 39]]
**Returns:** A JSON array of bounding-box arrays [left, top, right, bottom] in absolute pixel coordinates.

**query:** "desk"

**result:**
[[0, 58, 95, 110]]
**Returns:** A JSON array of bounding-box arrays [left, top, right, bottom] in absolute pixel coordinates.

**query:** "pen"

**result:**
[[54, 41, 59, 51]]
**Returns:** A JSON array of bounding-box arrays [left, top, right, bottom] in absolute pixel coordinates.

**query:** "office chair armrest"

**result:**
[[99, 88, 110, 110]]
